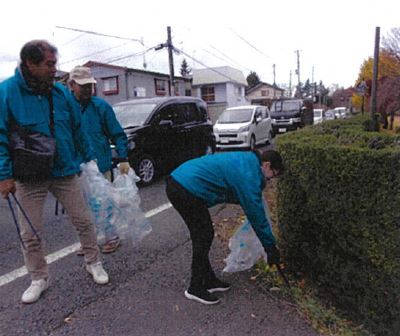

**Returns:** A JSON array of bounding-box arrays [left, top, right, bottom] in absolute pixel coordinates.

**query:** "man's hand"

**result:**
[[119, 162, 131, 175], [265, 244, 281, 266], [0, 178, 16, 199]]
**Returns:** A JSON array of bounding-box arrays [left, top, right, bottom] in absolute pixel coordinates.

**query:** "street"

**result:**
[[0, 150, 319, 336]]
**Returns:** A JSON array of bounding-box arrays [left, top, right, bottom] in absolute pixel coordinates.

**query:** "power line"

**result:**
[[176, 47, 245, 84], [208, 44, 252, 72], [59, 42, 130, 65], [230, 28, 270, 60], [60, 33, 85, 47], [55, 26, 145, 46], [201, 48, 242, 70], [103, 46, 155, 64], [179, 26, 252, 73]]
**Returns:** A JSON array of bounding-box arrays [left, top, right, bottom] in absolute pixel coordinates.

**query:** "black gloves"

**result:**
[[265, 244, 281, 265]]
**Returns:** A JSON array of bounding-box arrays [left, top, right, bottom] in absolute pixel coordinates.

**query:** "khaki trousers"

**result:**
[[16, 175, 100, 281]]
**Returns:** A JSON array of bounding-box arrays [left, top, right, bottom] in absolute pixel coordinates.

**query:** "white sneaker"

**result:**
[[21, 279, 48, 304], [86, 262, 109, 285]]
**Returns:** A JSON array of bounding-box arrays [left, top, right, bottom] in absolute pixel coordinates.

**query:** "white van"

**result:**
[[334, 107, 348, 119], [213, 105, 273, 150]]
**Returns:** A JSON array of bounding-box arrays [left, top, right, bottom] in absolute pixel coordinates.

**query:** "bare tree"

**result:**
[[382, 27, 400, 62]]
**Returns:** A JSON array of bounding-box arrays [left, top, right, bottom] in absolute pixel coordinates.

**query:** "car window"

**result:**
[[255, 108, 263, 119], [260, 107, 269, 119], [218, 108, 254, 123], [158, 106, 186, 125], [179, 103, 206, 123], [271, 100, 302, 112], [114, 102, 157, 127]]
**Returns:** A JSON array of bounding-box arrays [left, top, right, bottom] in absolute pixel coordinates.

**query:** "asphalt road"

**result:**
[[0, 146, 320, 336]]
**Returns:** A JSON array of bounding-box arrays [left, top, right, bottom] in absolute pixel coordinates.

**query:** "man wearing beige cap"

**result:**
[[69, 65, 130, 254]]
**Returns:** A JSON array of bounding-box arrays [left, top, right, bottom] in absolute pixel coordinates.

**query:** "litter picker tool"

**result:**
[[275, 263, 291, 289], [7, 193, 41, 249]]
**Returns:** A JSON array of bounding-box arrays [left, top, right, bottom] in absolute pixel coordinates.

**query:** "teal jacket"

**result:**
[[171, 151, 276, 248], [0, 68, 94, 181], [77, 96, 128, 173]]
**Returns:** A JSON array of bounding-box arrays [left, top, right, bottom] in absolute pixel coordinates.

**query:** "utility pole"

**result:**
[[155, 26, 175, 96], [289, 70, 292, 98], [370, 27, 380, 119], [295, 50, 301, 85], [141, 37, 147, 69], [167, 26, 175, 96], [311, 66, 315, 102], [273, 64, 276, 98], [294, 50, 301, 97]]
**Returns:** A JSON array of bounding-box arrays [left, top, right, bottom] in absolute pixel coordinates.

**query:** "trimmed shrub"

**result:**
[[276, 116, 400, 335]]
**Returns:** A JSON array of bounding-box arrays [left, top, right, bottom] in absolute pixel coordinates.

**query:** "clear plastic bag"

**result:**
[[112, 168, 152, 245], [80, 161, 115, 244], [79, 162, 151, 246], [223, 201, 271, 273]]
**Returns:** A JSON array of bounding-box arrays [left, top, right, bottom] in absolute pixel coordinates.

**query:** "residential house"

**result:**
[[191, 66, 248, 123], [331, 87, 356, 111], [78, 61, 191, 106], [245, 82, 285, 107]]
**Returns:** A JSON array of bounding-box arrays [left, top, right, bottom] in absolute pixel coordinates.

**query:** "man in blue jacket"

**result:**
[[0, 40, 109, 304], [166, 150, 284, 305], [68, 65, 130, 254]]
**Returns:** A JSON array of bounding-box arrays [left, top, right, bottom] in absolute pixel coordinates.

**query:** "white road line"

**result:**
[[0, 202, 172, 288]]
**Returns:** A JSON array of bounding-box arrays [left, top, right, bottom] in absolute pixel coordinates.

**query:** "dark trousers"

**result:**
[[166, 176, 217, 291]]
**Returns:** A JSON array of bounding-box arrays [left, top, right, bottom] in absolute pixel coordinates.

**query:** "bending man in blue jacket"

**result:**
[[68, 65, 130, 254], [166, 150, 284, 305], [0, 40, 109, 304]]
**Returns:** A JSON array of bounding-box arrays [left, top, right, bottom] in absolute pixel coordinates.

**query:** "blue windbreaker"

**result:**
[[171, 151, 276, 248], [0, 68, 94, 181], [77, 96, 128, 173]]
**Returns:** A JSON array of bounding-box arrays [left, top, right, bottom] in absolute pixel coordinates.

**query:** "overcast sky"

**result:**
[[1, 0, 399, 89]]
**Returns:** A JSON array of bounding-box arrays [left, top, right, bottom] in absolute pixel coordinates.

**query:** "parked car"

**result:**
[[213, 105, 273, 151], [325, 109, 336, 120], [113, 97, 215, 186], [270, 98, 313, 134], [313, 108, 325, 124], [334, 107, 348, 119]]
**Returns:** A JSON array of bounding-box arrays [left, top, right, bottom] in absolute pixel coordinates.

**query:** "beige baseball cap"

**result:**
[[69, 66, 97, 85]]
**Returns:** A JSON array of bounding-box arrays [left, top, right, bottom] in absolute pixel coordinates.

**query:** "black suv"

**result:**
[[113, 97, 215, 185], [270, 98, 313, 135]]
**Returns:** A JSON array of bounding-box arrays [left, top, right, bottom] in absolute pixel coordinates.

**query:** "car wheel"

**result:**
[[136, 155, 156, 186], [250, 135, 256, 151]]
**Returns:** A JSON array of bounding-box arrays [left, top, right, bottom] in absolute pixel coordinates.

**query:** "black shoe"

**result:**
[[184, 289, 221, 305], [205, 279, 231, 293]]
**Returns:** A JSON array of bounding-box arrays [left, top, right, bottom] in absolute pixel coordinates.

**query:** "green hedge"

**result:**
[[276, 116, 400, 335]]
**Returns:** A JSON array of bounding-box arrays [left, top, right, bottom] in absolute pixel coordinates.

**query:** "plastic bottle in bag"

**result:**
[[111, 168, 152, 246]]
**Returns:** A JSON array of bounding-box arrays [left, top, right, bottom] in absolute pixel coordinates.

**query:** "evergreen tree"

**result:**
[[180, 58, 191, 77], [246, 71, 261, 88]]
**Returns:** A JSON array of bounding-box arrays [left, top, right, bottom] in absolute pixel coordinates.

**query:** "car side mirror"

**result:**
[[159, 120, 173, 127], [255, 116, 262, 123]]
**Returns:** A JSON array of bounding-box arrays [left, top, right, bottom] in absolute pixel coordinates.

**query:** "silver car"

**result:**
[[213, 105, 273, 151]]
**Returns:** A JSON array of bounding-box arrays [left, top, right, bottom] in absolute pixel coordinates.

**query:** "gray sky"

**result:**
[[1, 0, 399, 88]]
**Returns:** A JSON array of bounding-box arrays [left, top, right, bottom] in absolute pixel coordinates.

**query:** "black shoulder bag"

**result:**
[[9, 94, 56, 183]]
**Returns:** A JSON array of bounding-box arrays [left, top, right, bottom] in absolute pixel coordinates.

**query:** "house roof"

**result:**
[[246, 82, 284, 95], [82, 61, 189, 81], [192, 66, 247, 86]]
